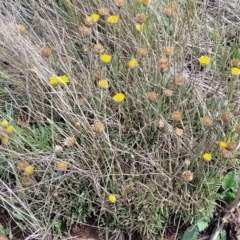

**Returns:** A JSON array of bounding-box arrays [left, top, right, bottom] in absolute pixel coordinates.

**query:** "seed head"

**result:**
[[171, 111, 182, 121], [114, 0, 125, 7], [84, 16, 94, 26], [165, 7, 175, 17], [17, 24, 25, 33], [159, 57, 168, 65], [219, 148, 232, 158], [175, 77, 183, 86], [164, 47, 174, 56], [79, 26, 91, 36], [54, 145, 63, 153], [41, 46, 52, 57], [78, 98, 85, 106], [164, 89, 173, 97], [200, 117, 213, 126], [21, 177, 32, 186], [158, 120, 165, 128], [235, 123, 240, 134], [184, 158, 191, 167], [98, 7, 109, 16], [137, 47, 148, 57], [226, 141, 237, 150], [17, 161, 29, 171], [92, 122, 104, 133], [136, 14, 146, 24], [147, 91, 157, 102], [141, 0, 149, 5], [230, 59, 240, 67], [182, 171, 193, 182], [94, 44, 105, 54], [63, 137, 76, 147], [220, 111, 233, 122], [79, 26, 92, 36]]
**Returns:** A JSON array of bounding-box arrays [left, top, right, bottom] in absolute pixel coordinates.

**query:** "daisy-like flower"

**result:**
[[0, 119, 9, 128], [203, 153, 212, 162], [199, 55, 211, 66], [5, 126, 14, 134], [112, 93, 125, 102], [24, 165, 34, 175], [219, 141, 227, 148], [1, 137, 10, 145], [107, 15, 119, 24], [90, 13, 100, 22], [135, 24, 143, 31], [128, 59, 138, 69], [100, 54, 112, 63], [98, 79, 109, 89], [108, 194, 116, 203], [56, 161, 68, 171], [231, 67, 240, 75], [49, 75, 69, 86]]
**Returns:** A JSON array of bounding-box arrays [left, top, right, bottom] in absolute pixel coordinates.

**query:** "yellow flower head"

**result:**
[[98, 79, 109, 89], [56, 161, 68, 171], [90, 13, 100, 22], [6, 126, 14, 134], [108, 194, 116, 203], [112, 93, 125, 103], [0, 119, 9, 128], [24, 165, 34, 175], [135, 24, 144, 31], [219, 141, 227, 148], [231, 67, 240, 75], [203, 153, 212, 162], [107, 15, 119, 24], [1, 136, 10, 145], [199, 55, 211, 66], [100, 54, 112, 63], [49, 75, 69, 86], [128, 59, 138, 69]]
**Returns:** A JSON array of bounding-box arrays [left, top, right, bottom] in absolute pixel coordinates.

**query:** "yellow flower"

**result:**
[[0, 119, 9, 128], [112, 93, 125, 102], [90, 13, 100, 22], [203, 153, 212, 162], [58, 75, 69, 84], [135, 24, 143, 31], [107, 15, 119, 24], [108, 194, 116, 203], [49, 75, 69, 85], [100, 54, 112, 63], [231, 67, 240, 75], [24, 165, 34, 175], [98, 79, 109, 89], [128, 59, 138, 69], [199, 55, 211, 66], [5, 126, 14, 134], [219, 141, 227, 148], [1, 136, 10, 145], [56, 161, 68, 171]]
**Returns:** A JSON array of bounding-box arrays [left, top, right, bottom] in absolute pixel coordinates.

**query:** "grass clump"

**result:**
[[0, 0, 240, 239]]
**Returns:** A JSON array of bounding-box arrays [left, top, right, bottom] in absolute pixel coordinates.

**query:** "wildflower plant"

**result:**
[[1, 0, 240, 239]]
